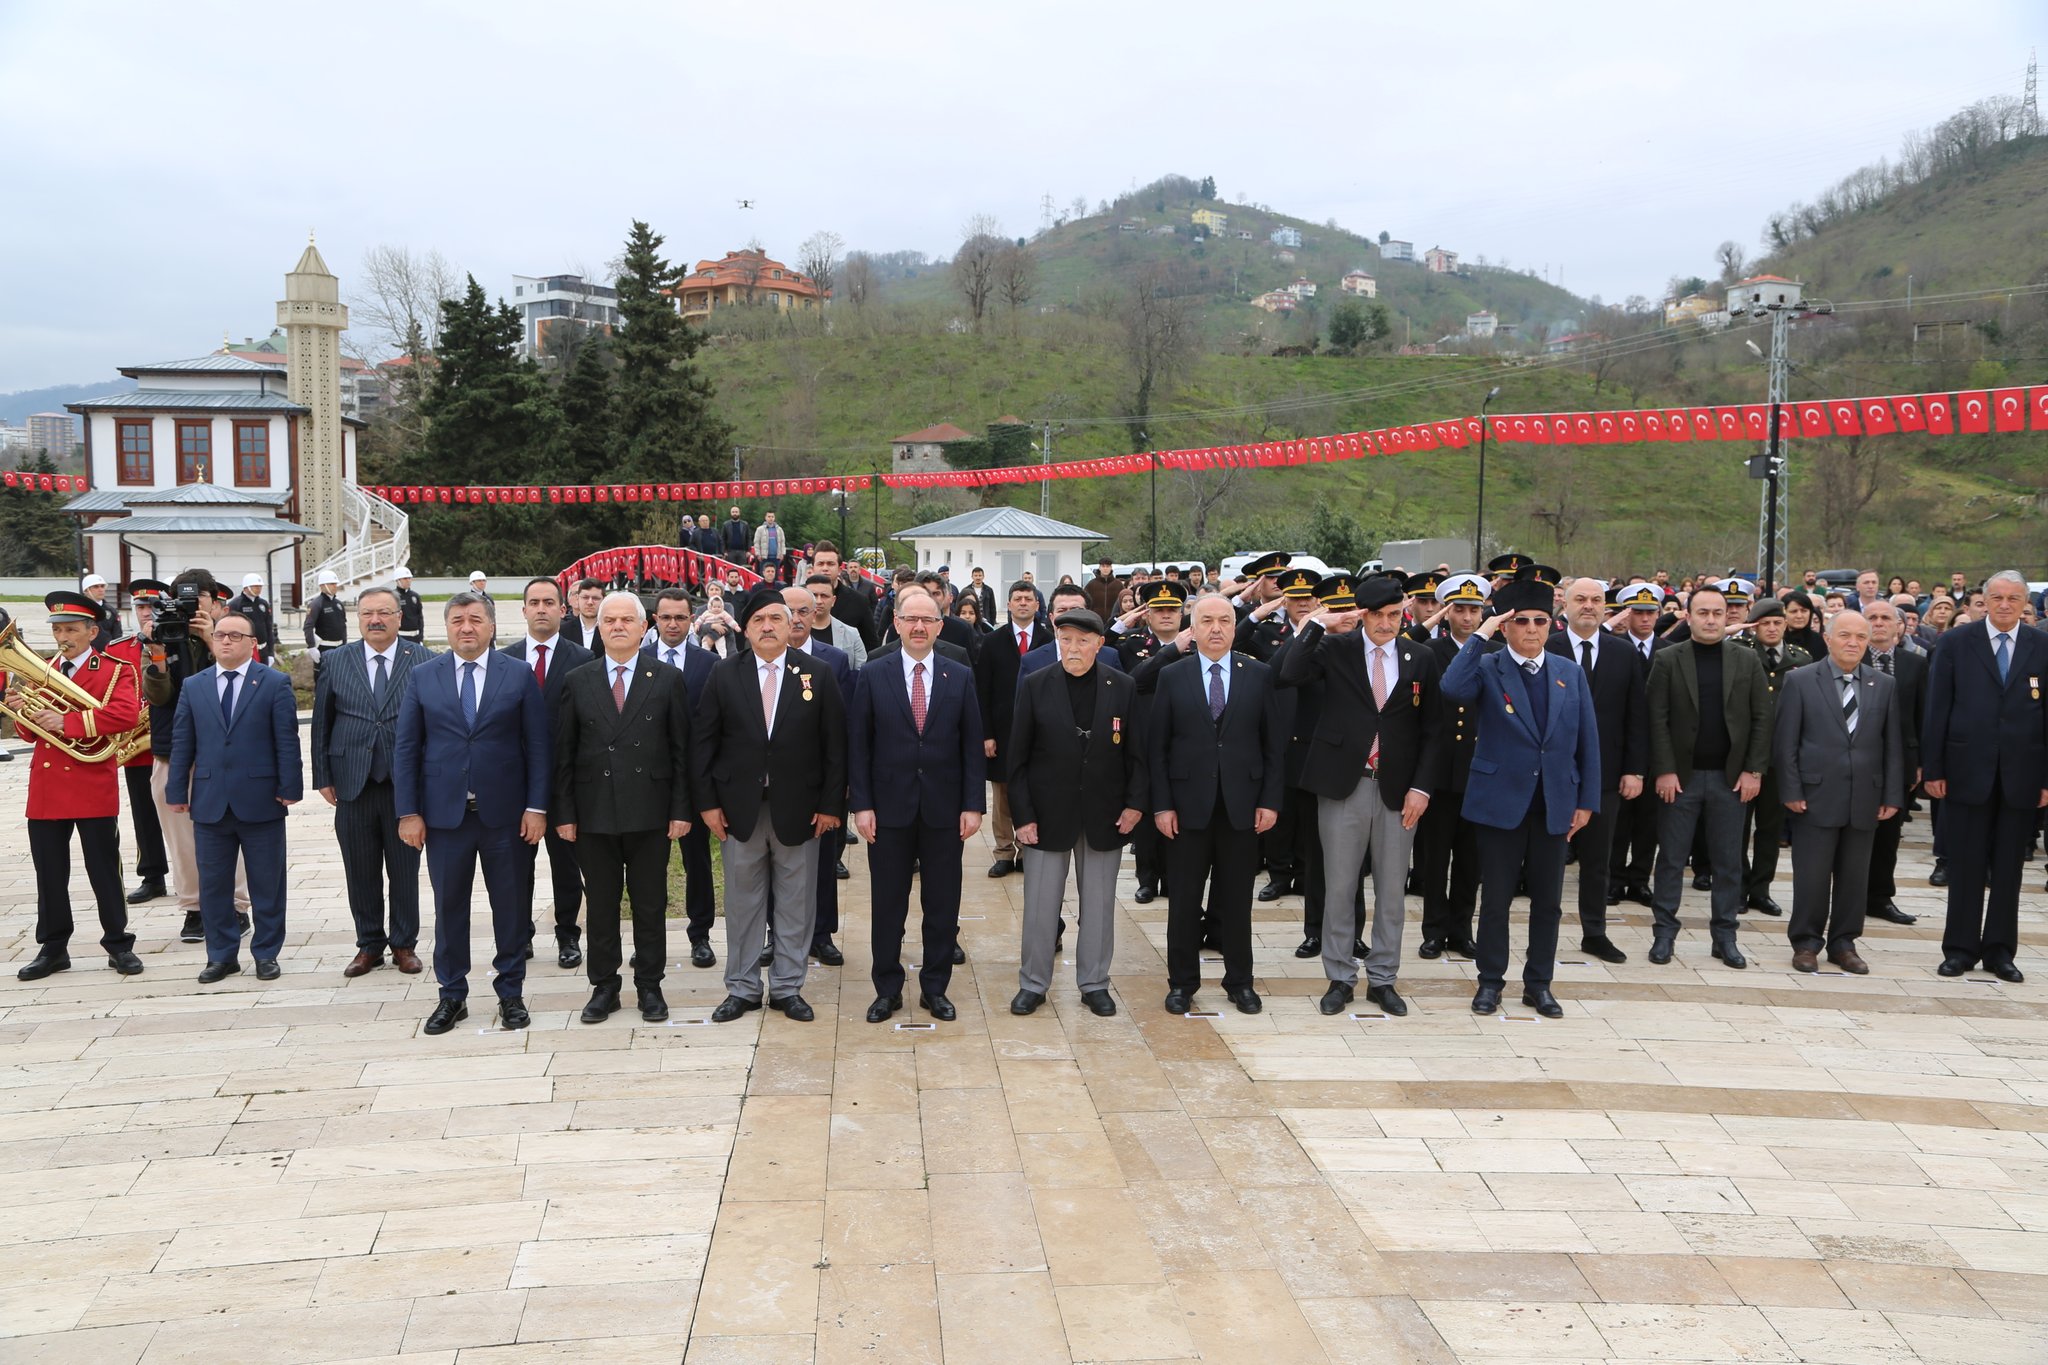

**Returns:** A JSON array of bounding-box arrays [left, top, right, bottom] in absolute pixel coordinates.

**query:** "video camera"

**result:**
[[152, 581, 205, 645]]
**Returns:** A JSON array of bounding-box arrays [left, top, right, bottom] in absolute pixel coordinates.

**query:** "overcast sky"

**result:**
[[1, 0, 2039, 391]]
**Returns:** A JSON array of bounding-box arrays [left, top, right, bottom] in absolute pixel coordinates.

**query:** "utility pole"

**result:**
[[1040, 420, 1053, 517], [1755, 305, 1792, 590]]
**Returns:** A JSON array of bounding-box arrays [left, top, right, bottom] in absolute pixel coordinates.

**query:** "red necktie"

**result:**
[[911, 661, 927, 734], [534, 643, 548, 688], [1018, 628, 1029, 657]]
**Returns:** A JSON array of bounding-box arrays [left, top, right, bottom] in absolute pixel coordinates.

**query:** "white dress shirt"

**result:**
[[1195, 648, 1232, 708]]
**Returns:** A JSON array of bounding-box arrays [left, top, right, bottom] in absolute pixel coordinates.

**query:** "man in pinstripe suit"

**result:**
[[313, 586, 432, 978]]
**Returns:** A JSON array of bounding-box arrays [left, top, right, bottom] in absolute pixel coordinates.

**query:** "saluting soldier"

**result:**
[[1228, 551, 1292, 621], [1740, 595, 1811, 917], [1112, 578, 1188, 905], [1400, 570, 1445, 642], [10, 592, 146, 980], [1240, 566, 1322, 903], [1273, 573, 1369, 961], [1417, 572, 1493, 958]]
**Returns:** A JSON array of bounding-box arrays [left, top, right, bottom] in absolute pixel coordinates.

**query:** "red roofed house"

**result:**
[[677, 249, 828, 319], [891, 421, 976, 473]]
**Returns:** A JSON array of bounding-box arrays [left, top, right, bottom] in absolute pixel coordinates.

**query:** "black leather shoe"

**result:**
[[558, 942, 583, 970], [1133, 883, 1157, 904], [580, 985, 620, 1024], [987, 858, 1017, 878], [1936, 955, 1973, 977], [1624, 883, 1654, 906], [810, 938, 844, 967], [1867, 901, 1917, 925], [1295, 936, 1323, 959], [1080, 990, 1117, 1016], [1605, 888, 1623, 907], [196, 960, 239, 984], [1692, 872, 1713, 891], [423, 999, 468, 1034], [1985, 960, 2026, 984], [868, 994, 903, 1023], [638, 987, 669, 1022], [1445, 937, 1477, 960], [1163, 989, 1192, 1015], [710, 994, 760, 1023], [179, 912, 205, 944], [691, 940, 717, 968], [1008, 990, 1043, 1016], [1647, 938, 1675, 965], [107, 950, 144, 975], [234, 912, 250, 937], [759, 944, 775, 968], [500, 997, 530, 1030], [18, 951, 71, 981], [1225, 986, 1262, 1015], [1318, 982, 1355, 1015], [1352, 939, 1368, 961], [126, 879, 167, 905], [952, 944, 967, 965], [918, 992, 957, 1022], [1471, 985, 1501, 1014], [1711, 942, 1747, 970], [836, 859, 850, 881], [1257, 878, 1290, 902], [522, 943, 534, 961], [1581, 936, 1627, 964], [1365, 984, 1408, 1017], [1746, 896, 1784, 917], [1520, 987, 1563, 1019], [254, 959, 281, 981], [770, 994, 815, 1022], [1417, 937, 1443, 960], [1929, 860, 1949, 887]]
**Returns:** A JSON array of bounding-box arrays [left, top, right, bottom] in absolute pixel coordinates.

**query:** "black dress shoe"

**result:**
[[1520, 987, 1563, 1019], [1711, 942, 1747, 969], [1745, 896, 1784, 917], [558, 942, 584, 970], [500, 998, 530, 1030], [1008, 990, 1043, 1016], [1225, 986, 1262, 1015], [759, 944, 775, 968], [1365, 984, 1408, 1017], [1163, 989, 1192, 1015], [1985, 960, 2026, 984], [1256, 878, 1290, 902], [770, 994, 815, 1022], [869, 994, 903, 1023], [196, 960, 240, 984], [810, 938, 844, 967], [952, 944, 967, 965], [710, 994, 760, 1023], [423, 999, 469, 1035], [836, 859, 850, 881], [1936, 956, 1973, 978], [126, 879, 168, 905], [638, 987, 669, 1022], [1929, 860, 1949, 887], [234, 912, 250, 937], [1295, 936, 1323, 959], [179, 912, 205, 944], [918, 992, 957, 1021], [1581, 936, 1627, 964], [1080, 990, 1117, 1016], [523, 943, 535, 961], [987, 858, 1017, 878], [1647, 938, 1675, 965], [1318, 982, 1354, 1015], [107, 950, 144, 975], [581, 985, 621, 1024], [1133, 883, 1157, 904], [1471, 985, 1501, 1014], [1605, 888, 1623, 907], [1692, 872, 1713, 891], [1445, 937, 1477, 960], [1417, 937, 1443, 960], [1867, 901, 1917, 925], [1624, 883, 1654, 906], [691, 940, 717, 969], [1352, 939, 1368, 961], [18, 951, 71, 981], [254, 959, 281, 981]]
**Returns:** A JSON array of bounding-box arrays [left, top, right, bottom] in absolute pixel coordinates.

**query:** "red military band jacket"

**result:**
[[101, 636, 155, 768], [4, 648, 142, 820]]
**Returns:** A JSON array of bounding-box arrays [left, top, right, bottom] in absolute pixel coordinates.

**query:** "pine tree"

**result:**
[[611, 220, 733, 483], [558, 336, 614, 483]]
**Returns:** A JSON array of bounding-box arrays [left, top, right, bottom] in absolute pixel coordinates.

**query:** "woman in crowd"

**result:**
[[1781, 590, 1825, 658]]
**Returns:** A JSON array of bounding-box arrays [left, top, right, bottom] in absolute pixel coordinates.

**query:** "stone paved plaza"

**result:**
[[1, 726, 2043, 1363]]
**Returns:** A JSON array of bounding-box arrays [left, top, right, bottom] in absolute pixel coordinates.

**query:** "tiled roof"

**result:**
[[891, 422, 976, 444]]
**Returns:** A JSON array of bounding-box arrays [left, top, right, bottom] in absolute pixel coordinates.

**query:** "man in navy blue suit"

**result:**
[[167, 610, 303, 983], [1440, 572, 1601, 1019], [395, 592, 551, 1034], [848, 587, 986, 1022], [642, 589, 720, 967], [500, 576, 593, 968]]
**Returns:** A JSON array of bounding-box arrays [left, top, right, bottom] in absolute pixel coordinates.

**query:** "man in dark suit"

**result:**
[[641, 589, 720, 967], [1009, 608, 1145, 1017], [1419, 573, 1493, 959], [394, 592, 551, 1034], [1774, 610, 1905, 974], [1239, 566, 1322, 903], [719, 506, 751, 563], [1739, 598, 1812, 918], [812, 543, 879, 650], [1645, 583, 1773, 969], [1607, 582, 1669, 904], [695, 588, 848, 1023], [500, 576, 594, 968], [1280, 573, 1444, 1016], [1113, 579, 1187, 906], [1440, 574, 1601, 1018], [1860, 599, 1925, 927], [784, 584, 855, 967], [848, 587, 985, 1023], [1547, 576, 1648, 965], [553, 591, 694, 1024], [1921, 570, 2047, 981], [975, 580, 1052, 878], [559, 578, 605, 651], [314, 586, 432, 979], [1148, 592, 1283, 1015], [167, 610, 303, 983]]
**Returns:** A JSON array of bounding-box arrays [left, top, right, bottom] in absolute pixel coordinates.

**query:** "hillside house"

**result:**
[[1664, 292, 1724, 325], [1726, 274, 1804, 313], [1275, 249, 1296, 265], [1464, 311, 1498, 338], [1191, 208, 1229, 232], [1287, 278, 1318, 299], [889, 421, 975, 473], [1118, 221, 1139, 232], [1341, 270, 1377, 298], [677, 249, 827, 319], [1379, 239, 1414, 262], [1269, 226, 1302, 248], [1251, 291, 1297, 313], [1425, 246, 1459, 274], [1235, 230, 1254, 240], [1543, 332, 1600, 355]]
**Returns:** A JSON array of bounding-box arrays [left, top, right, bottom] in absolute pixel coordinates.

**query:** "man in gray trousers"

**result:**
[[1772, 609, 1904, 975], [1005, 610, 1147, 1018]]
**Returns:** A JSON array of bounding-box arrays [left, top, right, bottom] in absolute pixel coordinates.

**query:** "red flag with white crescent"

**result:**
[[1828, 400, 1862, 435], [1594, 413, 1619, 443], [1713, 407, 1743, 441], [2032, 386, 2048, 430], [1958, 391, 1990, 433], [1687, 409, 1716, 440], [1618, 412, 1643, 442], [1564, 413, 1590, 442], [1641, 411, 1667, 441], [1993, 387, 2026, 432], [1413, 425, 1438, 450], [1795, 403, 1831, 438], [1740, 406, 1769, 441], [1860, 398, 1896, 435], [1894, 396, 1925, 431]]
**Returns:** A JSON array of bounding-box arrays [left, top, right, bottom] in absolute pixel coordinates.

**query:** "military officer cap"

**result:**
[[1140, 579, 1188, 610], [1486, 552, 1531, 577], [1747, 597, 1785, 622], [1355, 576, 1404, 611], [1435, 572, 1491, 605], [1053, 608, 1107, 636], [1518, 563, 1564, 590], [1242, 551, 1292, 579], [1277, 566, 1321, 598], [1402, 569, 1444, 600], [1314, 573, 1359, 609], [1716, 577, 1755, 607], [45, 591, 102, 623], [1615, 582, 1666, 611], [1493, 577, 1556, 616], [207, 583, 234, 602], [128, 578, 172, 602]]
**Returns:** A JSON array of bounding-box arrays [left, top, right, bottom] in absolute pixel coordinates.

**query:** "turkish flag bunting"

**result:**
[[1687, 409, 1716, 440], [1565, 413, 1592, 443], [1894, 396, 1925, 431], [438, 488, 451, 503], [1828, 400, 1862, 436], [1860, 398, 1896, 435], [1618, 412, 1643, 442], [549, 488, 561, 503], [1594, 413, 1619, 443], [595, 486, 610, 502], [38, 473, 52, 490], [1993, 387, 2026, 431], [1795, 403, 1831, 438], [1958, 391, 1990, 432], [577, 488, 592, 503], [1741, 406, 1770, 441], [2028, 385, 2048, 430], [1461, 417, 1484, 444], [1641, 411, 1667, 440], [1713, 407, 1743, 440], [1441, 422, 1468, 448]]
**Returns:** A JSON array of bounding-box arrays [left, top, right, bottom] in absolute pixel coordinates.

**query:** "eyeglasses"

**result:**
[[211, 631, 254, 642], [897, 615, 941, 626], [359, 609, 398, 618], [1506, 615, 1550, 627]]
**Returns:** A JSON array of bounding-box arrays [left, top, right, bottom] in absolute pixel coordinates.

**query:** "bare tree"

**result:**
[[351, 245, 459, 358], [840, 252, 876, 313], [734, 238, 768, 303], [797, 230, 842, 305], [1115, 264, 1197, 451], [1069, 195, 1090, 222], [996, 243, 1039, 318], [951, 214, 1004, 330], [1529, 448, 1586, 552], [1806, 435, 1885, 562]]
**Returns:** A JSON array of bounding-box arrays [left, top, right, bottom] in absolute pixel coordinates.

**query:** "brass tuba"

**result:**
[[0, 608, 121, 762]]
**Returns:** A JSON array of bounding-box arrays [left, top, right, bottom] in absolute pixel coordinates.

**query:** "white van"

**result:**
[[1219, 551, 1333, 583]]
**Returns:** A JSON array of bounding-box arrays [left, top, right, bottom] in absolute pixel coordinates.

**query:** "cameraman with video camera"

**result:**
[[140, 569, 251, 944]]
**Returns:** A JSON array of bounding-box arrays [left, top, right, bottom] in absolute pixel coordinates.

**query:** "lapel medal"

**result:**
[[1410, 680, 1421, 708], [2032, 675, 2040, 700], [1112, 715, 1122, 745], [798, 671, 813, 702]]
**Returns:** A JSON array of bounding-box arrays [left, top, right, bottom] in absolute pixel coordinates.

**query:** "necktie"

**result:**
[[665, 647, 680, 670], [911, 661, 927, 734], [1767, 646, 1779, 670], [219, 670, 238, 725], [1208, 661, 1225, 721], [1018, 628, 1030, 657], [611, 664, 628, 713], [533, 644, 547, 688], [371, 652, 388, 706], [1524, 658, 1549, 731], [1840, 675, 1858, 733], [460, 661, 478, 727], [62, 658, 76, 679], [1368, 647, 1389, 773], [1876, 651, 1892, 676], [1994, 632, 2010, 683], [1580, 639, 1593, 673], [761, 661, 778, 732]]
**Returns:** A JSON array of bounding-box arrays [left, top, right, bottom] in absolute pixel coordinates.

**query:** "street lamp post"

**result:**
[[1473, 385, 1501, 568]]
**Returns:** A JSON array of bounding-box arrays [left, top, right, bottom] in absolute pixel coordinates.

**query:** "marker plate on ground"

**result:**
[[895, 1021, 936, 1031]]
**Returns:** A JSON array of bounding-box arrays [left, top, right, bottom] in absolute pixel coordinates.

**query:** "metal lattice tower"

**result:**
[[2024, 48, 2040, 136], [1755, 307, 1793, 584]]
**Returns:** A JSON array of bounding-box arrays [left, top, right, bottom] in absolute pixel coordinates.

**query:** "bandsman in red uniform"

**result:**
[[103, 580, 171, 906], [10, 592, 145, 980]]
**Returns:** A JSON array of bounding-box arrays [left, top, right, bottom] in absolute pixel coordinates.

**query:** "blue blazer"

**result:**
[[1921, 620, 2048, 805], [394, 651, 551, 830], [168, 662, 304, 824], [1439, 638, 1601, 835], [640, 640, 718, 712], [847, 652, 986, 827]]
